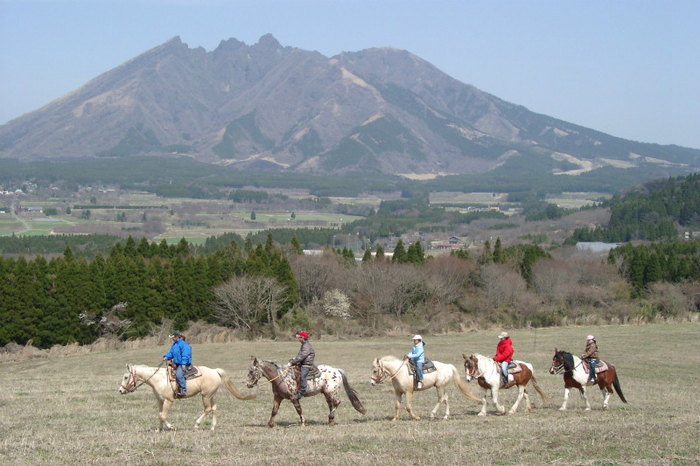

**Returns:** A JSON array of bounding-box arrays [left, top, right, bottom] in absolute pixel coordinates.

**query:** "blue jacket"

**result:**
[[164, 338, 192, 366], [407, 343, 425, 363]]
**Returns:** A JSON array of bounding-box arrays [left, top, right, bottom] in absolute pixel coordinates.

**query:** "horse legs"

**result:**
[[601, 383, 613, 410], [324, 393, 340, 425], [157, 399, 175, 431], [559, 387, 571, 411], [508, 385, 526, 415], [266, 396, 283, 428], [491, 387, 506, 415], [429, 386, 449, 420], [194, 395, 217, 431], [404, 390, 420, 420], [288, 397, 306, 426], [392, 392, 403, 421], [477, 389, 489, 416], [582, 387, 592, 411]]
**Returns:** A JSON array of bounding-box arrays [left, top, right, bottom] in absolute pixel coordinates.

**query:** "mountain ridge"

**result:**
[[1, 34, 698, 178]]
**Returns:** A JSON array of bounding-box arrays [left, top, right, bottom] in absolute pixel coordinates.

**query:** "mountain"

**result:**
[[1, 34, 699, 178]]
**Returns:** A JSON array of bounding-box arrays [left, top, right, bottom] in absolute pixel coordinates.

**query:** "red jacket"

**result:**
[[494, 337, 514, 363]]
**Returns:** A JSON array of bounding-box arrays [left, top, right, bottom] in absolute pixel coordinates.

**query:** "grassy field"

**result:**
[[1, 323, 698, 465]]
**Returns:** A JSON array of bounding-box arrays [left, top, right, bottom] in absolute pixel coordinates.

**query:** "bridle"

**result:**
[[120, 362, 164, 393], [464, 356, 486, 380], [248, 360, 290, 387], [371, 358, 406, 384]]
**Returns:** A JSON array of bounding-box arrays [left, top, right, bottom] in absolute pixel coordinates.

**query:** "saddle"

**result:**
[[506, 361, 523, 374], [584, 360, 608, 375], [292, 365, 321, 382], [407, 358, 436, 385], [168, 364, 202, 381]]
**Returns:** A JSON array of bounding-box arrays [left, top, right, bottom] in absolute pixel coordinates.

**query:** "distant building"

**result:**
[[575, 242, 621, 253]]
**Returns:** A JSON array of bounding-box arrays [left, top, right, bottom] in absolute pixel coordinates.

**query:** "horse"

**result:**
[[462, 353, 549, 416], [370, 355, 481, 421], [245, 357, 366, 427], [118, 363, 255, 431], [549, 348, 628, 411]]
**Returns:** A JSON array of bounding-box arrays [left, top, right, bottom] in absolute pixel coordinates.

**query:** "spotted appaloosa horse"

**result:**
[[462, 353, 549, 416], [370, 355, 481, 421], [245, 357, 366, 427], [118, 363, 255, 431], [549, 349, 628, 411]]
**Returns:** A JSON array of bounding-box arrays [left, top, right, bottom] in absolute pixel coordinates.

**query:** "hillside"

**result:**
[[1, 35, 699, 179]]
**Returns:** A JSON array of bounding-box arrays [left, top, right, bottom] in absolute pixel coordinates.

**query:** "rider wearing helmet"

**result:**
[[494, 331, 514, 388], [289, 331, 315, 399], [406, 335, 425, 389], [581, 335, 599, 383]]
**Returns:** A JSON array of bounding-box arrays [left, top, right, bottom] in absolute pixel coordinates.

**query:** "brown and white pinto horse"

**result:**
[[462, 353, 549, 415], [245, 357, 366, 427], [549, 349, 628, 411]]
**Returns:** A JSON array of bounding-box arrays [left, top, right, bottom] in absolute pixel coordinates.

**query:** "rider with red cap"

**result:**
[[289, 331, 315, 399], [581, 335, 599, 383]]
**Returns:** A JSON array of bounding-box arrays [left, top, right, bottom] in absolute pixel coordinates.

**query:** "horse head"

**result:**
[[118, 364, 137, 394], [462, 354, 479, 381], [550, 348, 573, 374], [370, 357, 383, 385], [246, 357, 264, 388]]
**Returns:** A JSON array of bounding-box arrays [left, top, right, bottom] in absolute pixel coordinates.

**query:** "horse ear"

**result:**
[[462, 354, 467, 359], [554, 347, 558, 353]]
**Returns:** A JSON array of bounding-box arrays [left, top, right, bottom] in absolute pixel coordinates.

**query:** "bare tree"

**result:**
[[210, 275, 286, 332], [290, 254, 344, 306]]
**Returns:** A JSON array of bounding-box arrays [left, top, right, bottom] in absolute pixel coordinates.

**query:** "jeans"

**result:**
[[415, 361, 424, 382], [299, 365, 310, 395], [587, 359, 597, 379], [176, 365, 187, 392], [501, 361, 509, 381]]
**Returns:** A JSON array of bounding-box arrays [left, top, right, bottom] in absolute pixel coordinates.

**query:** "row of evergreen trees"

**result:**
[[0, 234, 296, 348]]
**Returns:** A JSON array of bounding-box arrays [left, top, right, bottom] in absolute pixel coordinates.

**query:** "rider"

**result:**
[[581, 334, 599, 383], [494, 331, 514, 388], [163, 331, 192, 397], [289, 331, 315, 399], [406, 335, 425, 389]]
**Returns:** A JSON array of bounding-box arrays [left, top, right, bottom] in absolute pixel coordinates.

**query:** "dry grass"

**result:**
[[1, 323, 699, 465]]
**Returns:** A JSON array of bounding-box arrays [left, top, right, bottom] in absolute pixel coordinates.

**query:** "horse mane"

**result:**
[[261, 360, 284, 370], [380, 355, 401, 363], [556, 351, 576, 370]]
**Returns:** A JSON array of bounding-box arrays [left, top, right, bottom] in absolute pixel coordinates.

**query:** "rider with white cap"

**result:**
[[494, 331, 514, 388], [581, 335, 599, 383], [406, 335, 425, 389]]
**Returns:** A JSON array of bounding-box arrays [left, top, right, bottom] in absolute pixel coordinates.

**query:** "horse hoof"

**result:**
[[477, 412, 486, 417], [585, 407, 592, 411], [507, 410, 515, 415], [558, 407, 566, 411]]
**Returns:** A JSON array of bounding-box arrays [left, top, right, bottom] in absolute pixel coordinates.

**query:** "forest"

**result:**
[[2, 173, 700, 349]]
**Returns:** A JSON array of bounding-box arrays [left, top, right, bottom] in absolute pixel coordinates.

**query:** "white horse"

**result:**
[[462, 353, 549, 416], [118, 363, 255, 431], [370, 356, 481, 421]]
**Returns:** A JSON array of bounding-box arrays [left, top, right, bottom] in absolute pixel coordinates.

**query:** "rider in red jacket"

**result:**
[[494, 332, 514, 388]]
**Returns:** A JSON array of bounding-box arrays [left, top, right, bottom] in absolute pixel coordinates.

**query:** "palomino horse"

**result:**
[[549, 349, 628, 411], [370, 356, 481, 421], [462, 353, 549, 416], [245, 357, 366, 427], [118, 363, 255, 431]]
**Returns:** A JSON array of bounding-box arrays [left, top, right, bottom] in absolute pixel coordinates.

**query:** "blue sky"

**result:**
[[1, 0, 699, 149]]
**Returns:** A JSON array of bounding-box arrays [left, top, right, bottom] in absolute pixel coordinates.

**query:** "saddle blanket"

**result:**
[[168, 365, 202, 381], [584, 360, 609, 374]]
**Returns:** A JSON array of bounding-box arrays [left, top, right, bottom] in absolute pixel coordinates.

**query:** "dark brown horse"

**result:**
[[245, 357, 366, 427], [549, 349, 627, 411], [462, 353, 549, 415]]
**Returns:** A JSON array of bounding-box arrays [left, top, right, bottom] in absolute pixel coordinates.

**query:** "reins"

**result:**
[[373, 358, 407, 384], [257, 363, 291, 386], [122, 361, 165, 393]]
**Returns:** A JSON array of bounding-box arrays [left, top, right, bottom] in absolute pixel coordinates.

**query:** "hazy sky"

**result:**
[[1, 0, 698, 149]]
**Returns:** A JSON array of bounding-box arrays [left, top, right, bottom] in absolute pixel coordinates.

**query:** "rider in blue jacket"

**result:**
[[406, 335, 425, 389], [163, 331, 192, 397]]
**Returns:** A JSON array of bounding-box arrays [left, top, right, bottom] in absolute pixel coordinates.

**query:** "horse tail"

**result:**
[[612, 368, 628, 404], [451, 366, 482, 403], [339, 369, 367, 414], [216, 368, 256, 400], [529, 374, 550, 407]]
